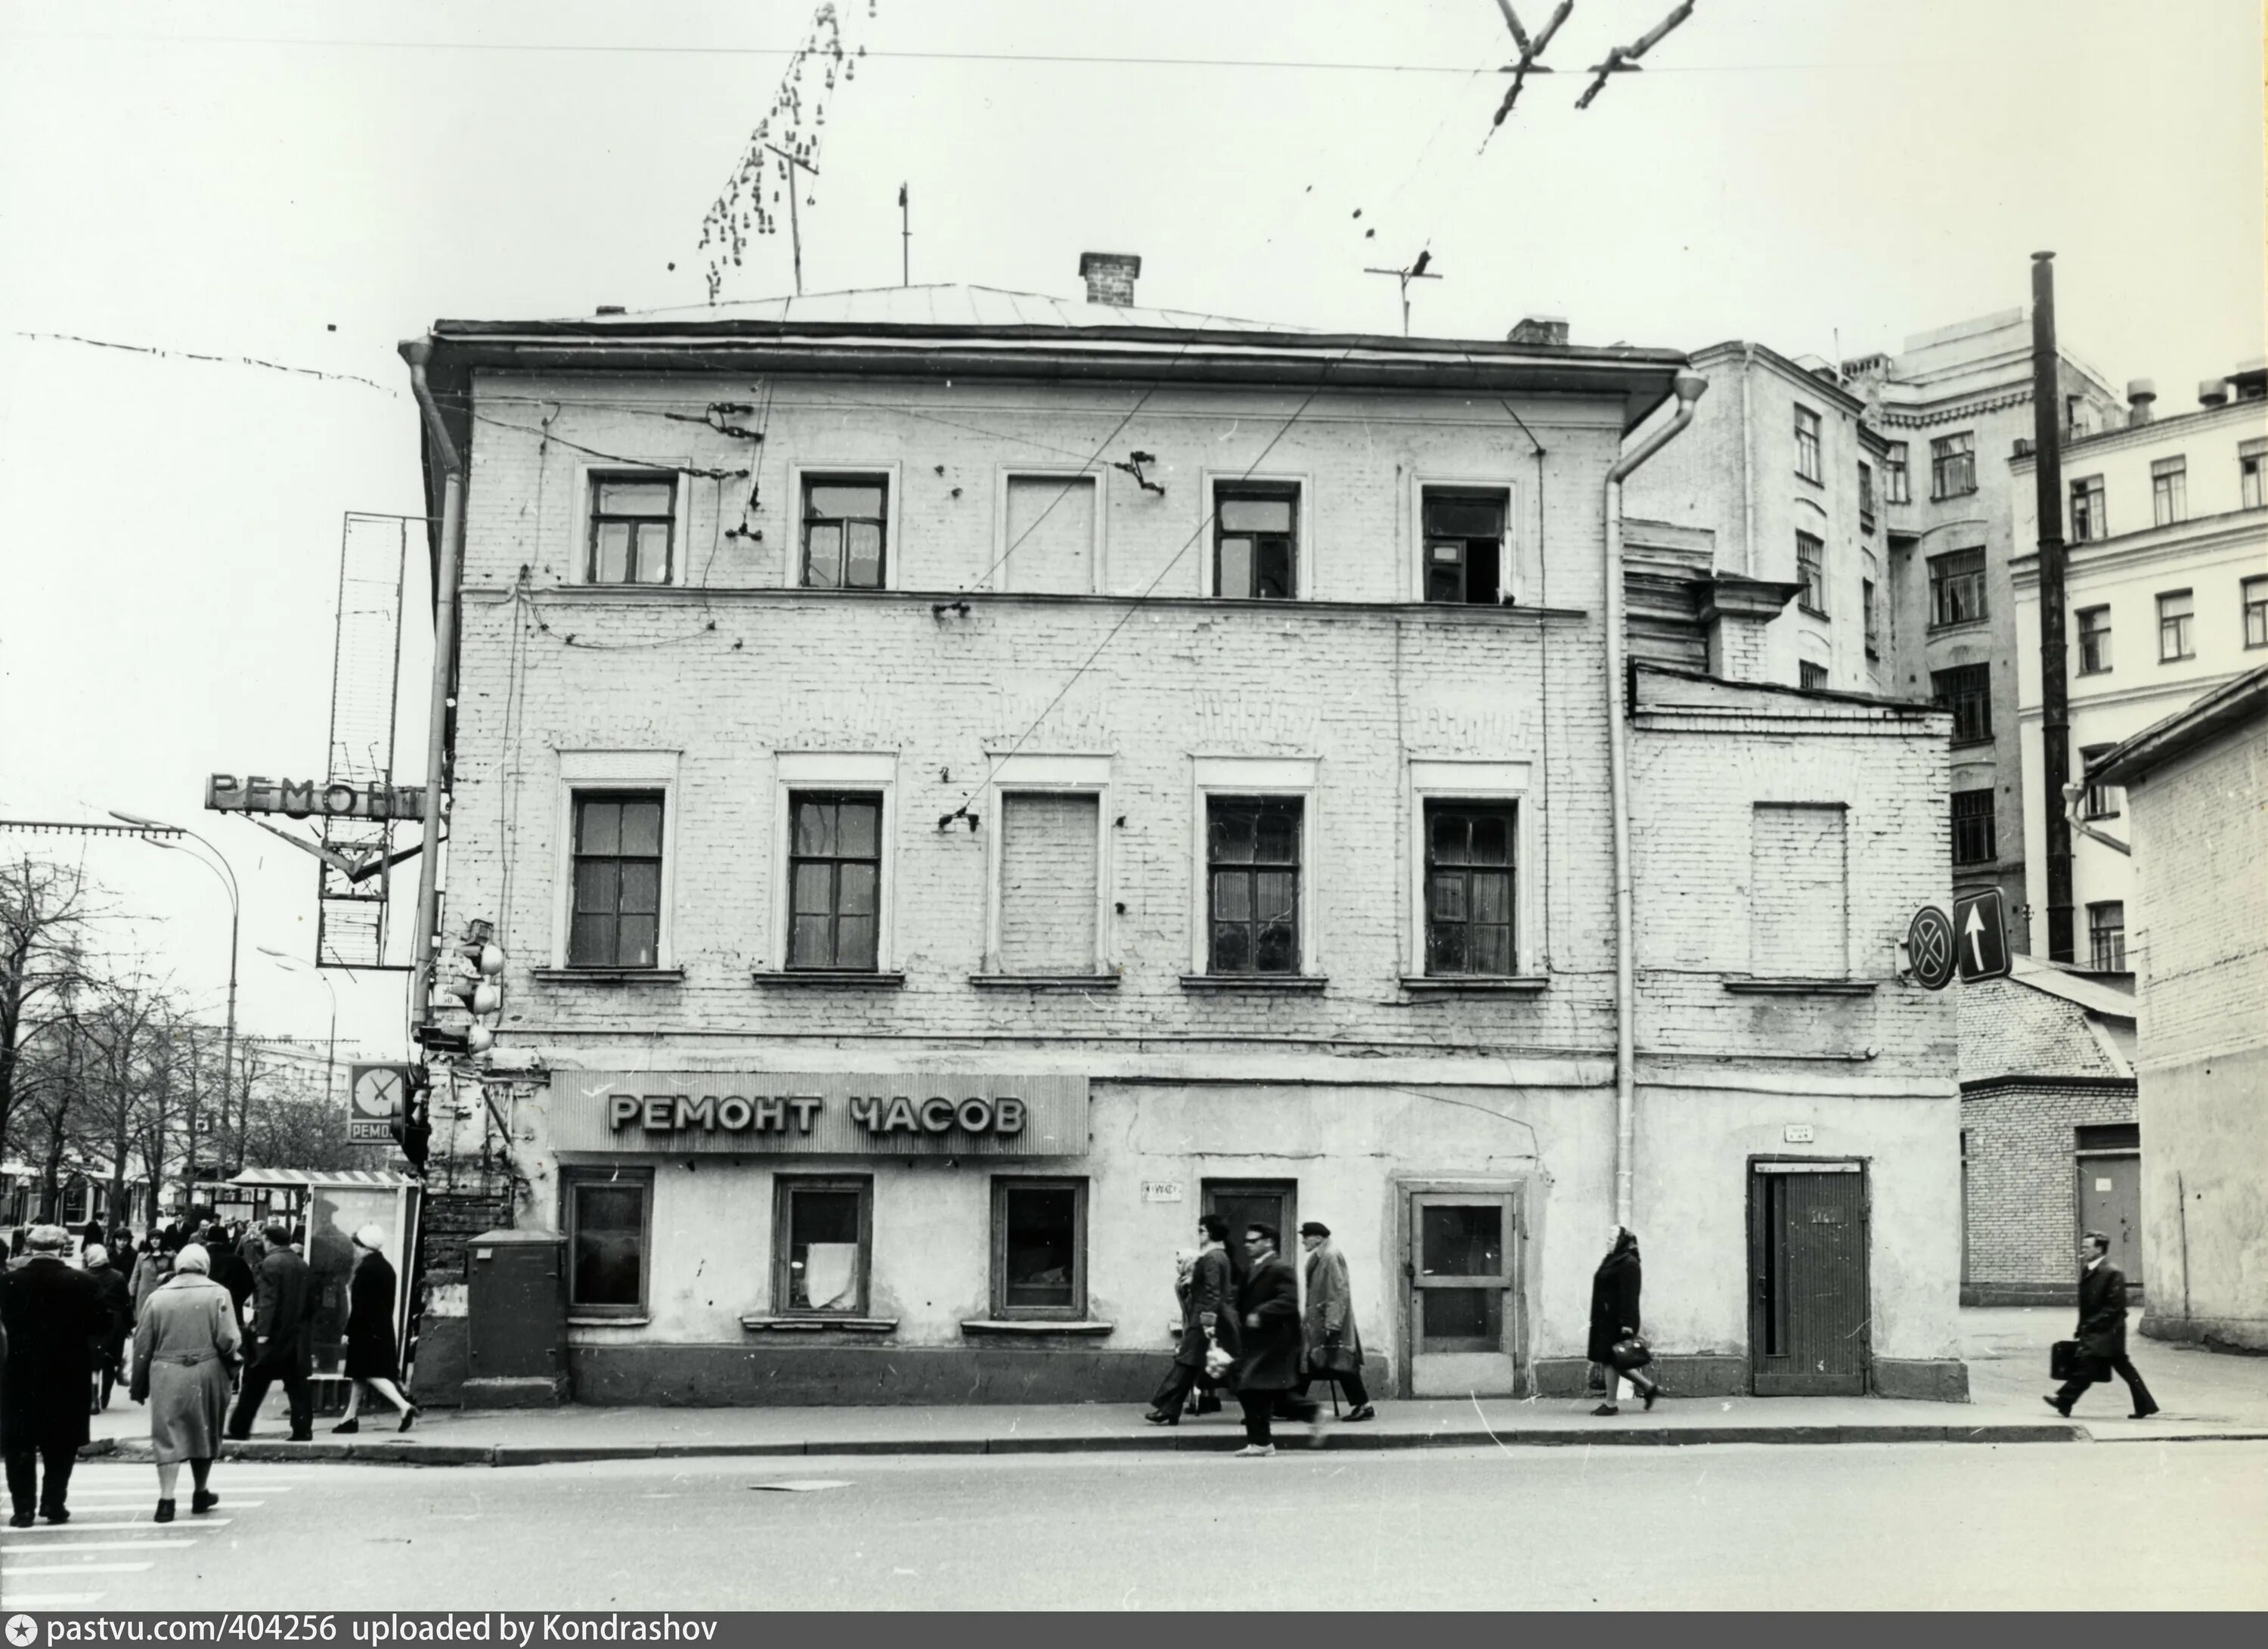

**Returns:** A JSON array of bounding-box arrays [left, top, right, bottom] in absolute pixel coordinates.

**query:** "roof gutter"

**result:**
[[400, 336, 468, 1042], [1603, 372, 1710, 1229]]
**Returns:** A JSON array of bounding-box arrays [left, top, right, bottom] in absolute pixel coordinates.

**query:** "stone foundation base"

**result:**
[[464, 1374, 571, 1408], [571, 1344, 1176, 1406], [1871, 1357, 1969, 1401], [1531, 1356, 1746, 1399], [2139, 1314, 2268, 1355]]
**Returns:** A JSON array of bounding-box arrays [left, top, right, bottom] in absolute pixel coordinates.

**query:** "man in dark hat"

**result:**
[[1295, 1221, 1374, 1421], [227, 1223, 315, 1442], [0, 1225, 103, 1523]]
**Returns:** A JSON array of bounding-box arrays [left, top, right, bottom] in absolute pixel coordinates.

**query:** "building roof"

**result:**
[[2090, 663, 2268, 788], [523, 283, 1309, 336], [1960, 960, 2136, 1087]]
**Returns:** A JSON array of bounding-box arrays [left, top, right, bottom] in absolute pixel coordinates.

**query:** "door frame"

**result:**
[[1746, 1156, 1872, 1396], [1201, 1179, 1299, 1293], [1393, 1176, 1529, 1398], [2072, 1149, 2143, 1297]]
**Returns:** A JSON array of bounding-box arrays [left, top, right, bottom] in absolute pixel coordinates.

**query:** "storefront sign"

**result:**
[[548, 1071, 1089, 1157], [206, 773, 426, 821]]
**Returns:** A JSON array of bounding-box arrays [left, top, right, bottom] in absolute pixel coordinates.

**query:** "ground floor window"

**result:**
[[773, 1176, 872, 1315], [565, 1170, 652, 1317], [992, 1177, 1087, 1320]]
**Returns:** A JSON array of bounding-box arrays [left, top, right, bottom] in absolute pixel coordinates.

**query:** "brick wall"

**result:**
[[1959, 1079, 2136, 1298], [996, 792, 1099, 972], [418, 1187, 515, 1285]]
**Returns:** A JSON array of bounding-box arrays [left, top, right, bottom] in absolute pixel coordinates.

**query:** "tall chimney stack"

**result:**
[[1079, 252, 1142, 308]]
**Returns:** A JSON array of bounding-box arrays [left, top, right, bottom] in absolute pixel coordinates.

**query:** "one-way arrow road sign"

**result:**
[[1953, 887, 2012, 983]]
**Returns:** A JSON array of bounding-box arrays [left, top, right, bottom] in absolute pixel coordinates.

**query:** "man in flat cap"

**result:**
[[1297, 1222, 1374, 1421], [0, 1225, 104, 1524]]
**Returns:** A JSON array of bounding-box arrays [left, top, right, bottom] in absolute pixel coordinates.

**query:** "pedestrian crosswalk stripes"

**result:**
[[2, 1562, 156, 1574], [0, 1518, 235, 1533], [1, 1465, 310, 1610]]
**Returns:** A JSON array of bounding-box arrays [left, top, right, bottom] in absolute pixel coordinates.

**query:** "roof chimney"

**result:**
[[1508, 315, 1570, 346], [1079, 252, 1142, 308], [595, 305, 627, 316], [2125, 377, 2157, 426], [2198, 379, 2231, 408]]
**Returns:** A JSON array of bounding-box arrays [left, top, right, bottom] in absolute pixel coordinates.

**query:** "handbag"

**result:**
[[1609, 1334, 1653, 1373], [2050, 1340, 2079, 1381]]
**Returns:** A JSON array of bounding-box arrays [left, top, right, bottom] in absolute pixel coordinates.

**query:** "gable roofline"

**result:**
[[2090, 663, 2268, 787]]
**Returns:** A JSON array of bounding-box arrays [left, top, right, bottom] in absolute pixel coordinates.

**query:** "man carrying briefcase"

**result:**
[[2046, 1232, 2158, 1419]]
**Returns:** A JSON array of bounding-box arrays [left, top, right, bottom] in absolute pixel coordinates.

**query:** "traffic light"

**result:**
[[389, 1063, 432, 1171], [438, 918, 507, 1065]]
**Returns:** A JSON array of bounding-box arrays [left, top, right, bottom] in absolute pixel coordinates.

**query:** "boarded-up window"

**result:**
[[1750, 804, 1848, 977], [997, 793, 1100, 972], [1002, 476, 1098, 594]]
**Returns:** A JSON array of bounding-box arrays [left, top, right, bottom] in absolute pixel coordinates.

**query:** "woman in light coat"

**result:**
[[129, 1242, 240, 1523]]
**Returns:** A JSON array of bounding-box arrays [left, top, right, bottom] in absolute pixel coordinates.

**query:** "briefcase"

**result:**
[[2050, 1340, 2080, 1381]]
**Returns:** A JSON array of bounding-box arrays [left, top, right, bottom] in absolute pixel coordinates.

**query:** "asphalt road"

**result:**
[[5, 1443, 2263, 1611]]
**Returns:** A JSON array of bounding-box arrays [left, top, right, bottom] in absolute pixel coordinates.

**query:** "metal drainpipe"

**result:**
[[1740, 344, 1757, 575], [400, 336, 467, 1040], [1603, 373, 1709, 1228]]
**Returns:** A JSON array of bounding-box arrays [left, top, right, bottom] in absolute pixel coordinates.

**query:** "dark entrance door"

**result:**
[[1203, 1179, 1297, 1292], [2076, 1153, 2143, 1292], [1748, 1161, 1870, 1396]]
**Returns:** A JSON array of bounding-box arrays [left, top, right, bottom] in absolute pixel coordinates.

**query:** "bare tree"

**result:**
[[0, 857, 98, 1161]]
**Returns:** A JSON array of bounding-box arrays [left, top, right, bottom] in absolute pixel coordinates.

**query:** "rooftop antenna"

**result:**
[[1364, 249, 1439, 337], [762, 141, 820, 296], [898, 183, 911, 285]]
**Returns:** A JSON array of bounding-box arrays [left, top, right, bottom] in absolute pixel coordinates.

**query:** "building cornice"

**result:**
[[2009, 509, 2268, 587], [2014, 397, 2268, 466]]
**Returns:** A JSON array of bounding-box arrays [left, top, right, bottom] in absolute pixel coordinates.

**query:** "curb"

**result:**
[[87, 1418, 2133, 1466]]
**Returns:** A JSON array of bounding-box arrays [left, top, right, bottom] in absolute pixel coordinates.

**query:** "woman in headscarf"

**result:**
[[331, 1226, 417, 1434], [129, 1242, 240, 1523], [1588, 1226, 1662, 1416]]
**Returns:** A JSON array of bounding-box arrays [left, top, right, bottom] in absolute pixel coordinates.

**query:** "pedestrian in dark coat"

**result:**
[[84, 1244, 132, 1410], [1297, 1222, 1374, 1420], [206, 1240, 255, 1344], [225, 1224, 314, 1441], [1144, 1216, 1239, 1424], [331, 1226, 417, 1434], [2048, 1232, 2158, 1418], [1229, 1223, 1319, 1455], [0, 1225, 103, 1524], [1588, 1226, 1661, 1415]]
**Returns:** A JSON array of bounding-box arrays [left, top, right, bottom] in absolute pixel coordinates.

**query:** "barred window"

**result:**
[[1799, 662, 1828, 690], [1950, 789, 1996, 866], [1929, 547, 1987, 628]]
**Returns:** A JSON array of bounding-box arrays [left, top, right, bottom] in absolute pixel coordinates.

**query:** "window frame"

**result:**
[[575, 463, 690, 588], [551, 752, 681, 971], [1931, 664, 1993, 747], [1793, 404, 1823, 484], [1799, 662, 1829, 691], [772, 752, 899, 973], [1795, 532, 1827, 618], [1420, 799, 1522, 978], [992, 466, 1109, 594], [1407, 760, 1534, 978], [2077, 606, 2113, 674], [989, 1175, 1089, 1322], [562, 1167, 654, 1320], [1930, 432, 1977, 500], [1413, 479, 1520, 606], [2069, 475, 2106, 543], [2244, 575, 2268, 650], [584, 470, 680, 587], [1191, 757, 1320, 977], [1858, 460, 1876, 530], [2079, 744, 2121, 821], [1928, 547, 1988, 629], [567, 790, 668, 971], [2086, 902, 2127, 973], [1950, 788, 1997, 866], [1203, 473, 1309, 600], [1884, 442, 1910, 504], [2149, 457, 2188, 528], [2157, 589, 2195, 662], [788, 463, 903, 591], [770, 1174, 874, 1319], [2241, 439, 2266, 511], [982, 754, 1114, 976], [1861, 576, 1879, 656]]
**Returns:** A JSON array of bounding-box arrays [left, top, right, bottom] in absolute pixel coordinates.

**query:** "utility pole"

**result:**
[[2031, 253, 2075, 963], [762, 142, 820, 296], [1363, 252, 1440, 337], [899, 183, 910, 286]]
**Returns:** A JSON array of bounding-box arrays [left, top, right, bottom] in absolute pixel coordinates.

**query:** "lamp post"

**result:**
[[111, 811, 237, 1207], [258, 946, 338, 1114]]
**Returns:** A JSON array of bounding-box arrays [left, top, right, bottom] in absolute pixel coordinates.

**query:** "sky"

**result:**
[[2, 0, 2262, 1062]]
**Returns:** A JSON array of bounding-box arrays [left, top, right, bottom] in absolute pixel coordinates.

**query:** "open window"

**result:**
[[1421, 488, 1507, 606]]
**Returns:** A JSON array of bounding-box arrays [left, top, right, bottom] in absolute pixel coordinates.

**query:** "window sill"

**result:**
[[1399, 975, 1549, 995], [740, 1315, 897, 1334], [751, 971, 907, 988], [1795, 470, 1823, 488], [968, 973, 1120, 990], [568, 1314, 652, 1328], [2158, 656, 2196, 667], [533, 969, 685, 985], [1798, 605, 1830, 621], [1926, 618, 1988, 637], [1723, 977, 1879, 997], [1949, 737, 1994, 751], [959, 1319, 1114, 1338], [1179, 974, 1328, 993]]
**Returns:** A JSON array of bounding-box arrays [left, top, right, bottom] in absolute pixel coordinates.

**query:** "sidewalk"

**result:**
[[89, 1306, 2268, 1467]]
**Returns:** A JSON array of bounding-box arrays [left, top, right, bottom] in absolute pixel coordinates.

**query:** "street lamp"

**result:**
[[111, 810, 237, 1207], [258, 945, 338, 1114]]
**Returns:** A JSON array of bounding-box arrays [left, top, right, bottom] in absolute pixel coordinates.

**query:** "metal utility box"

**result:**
[[464, 1227, 569, 1406]]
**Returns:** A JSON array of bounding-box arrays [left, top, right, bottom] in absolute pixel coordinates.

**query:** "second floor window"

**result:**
[[1796, 532, 1826, 616], [2242, 438, 2266, 510], [1950, 789, 1996, 866], [2070, 475, 2106, 542], [1794, 405, 1823, 482], [2245, 575, 2268, 649], [801, 476, 889, 590], [2087, 902, 2127, 973], [1885, 442, 1910, 503], [1421, 488, 1506, 605], [2080, 744, 2121, 820], [1207, 797, 1301, 973], [1424, 801, 1517, 977], [1214, 484, 1298, 600], [1931, 432, 1976, 498], [1929, 547, 1987, 628], [788, 792, 882, 970], [2077, 605, 2112, 674], [569, 792, 663, 969], [2158, 589, 2194, 662], [589, 476, 675, 585], [1932, 663, 1991, 745], [2151, 457, 2188, 527]]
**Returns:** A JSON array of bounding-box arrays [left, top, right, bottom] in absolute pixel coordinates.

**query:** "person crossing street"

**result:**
[[226, 1223, 315, 1442], [2047, 1232, 2159, 1419], [0, 1224, 103, 1525]]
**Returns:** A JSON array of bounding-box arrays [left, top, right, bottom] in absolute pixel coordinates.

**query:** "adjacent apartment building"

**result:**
[[400, 265, 1965, 1406]]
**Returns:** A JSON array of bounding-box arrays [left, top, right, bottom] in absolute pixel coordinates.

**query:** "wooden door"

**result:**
[[1749, 1163, 1870, 1396], [2077, 1153, 2143, 1291], [1203, 1180, 1297, 1293], [1406, 1192, 1519, 1396]]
